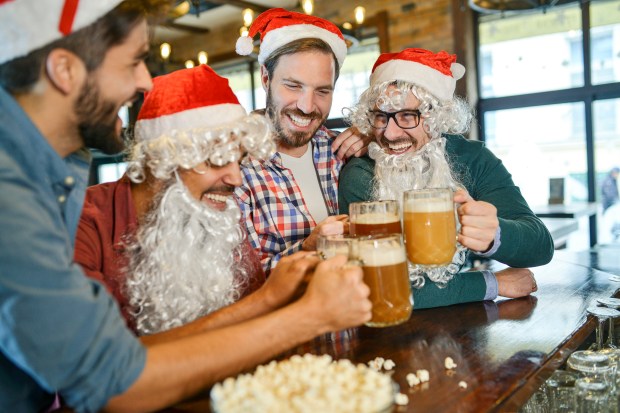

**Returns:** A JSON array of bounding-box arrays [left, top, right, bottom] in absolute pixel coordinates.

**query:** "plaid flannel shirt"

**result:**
[[235, 127, 343, 274]]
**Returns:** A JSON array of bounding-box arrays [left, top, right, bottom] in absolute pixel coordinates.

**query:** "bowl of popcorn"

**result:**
[[210, 353, 397, 413]]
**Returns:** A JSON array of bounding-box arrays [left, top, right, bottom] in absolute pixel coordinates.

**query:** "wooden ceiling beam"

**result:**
[[204, 0, 269, 13]]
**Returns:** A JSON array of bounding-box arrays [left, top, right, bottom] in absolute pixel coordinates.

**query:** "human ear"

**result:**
[[260, 65, 269, 92], [44, 49, 85, 95]]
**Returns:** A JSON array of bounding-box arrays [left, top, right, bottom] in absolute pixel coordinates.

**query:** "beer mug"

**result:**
[[317, 234, 358, 261], [403, 188, 456, 266], [349, 200, 402, 237], [317, 234, 412, 327], [356, 234, 412, 327]]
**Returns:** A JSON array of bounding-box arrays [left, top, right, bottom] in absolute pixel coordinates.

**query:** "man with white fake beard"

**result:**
[[339, 48, 554, 308], [75, 65, 371, 337]]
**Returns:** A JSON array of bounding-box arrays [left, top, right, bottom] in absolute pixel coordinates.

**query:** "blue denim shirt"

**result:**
[[0, 86, 146, 413]]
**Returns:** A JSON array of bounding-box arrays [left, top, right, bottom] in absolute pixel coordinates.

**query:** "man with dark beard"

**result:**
[[234, 8, 368, 274], [339, 48, 553, 308], [0, 2, 372, 412]]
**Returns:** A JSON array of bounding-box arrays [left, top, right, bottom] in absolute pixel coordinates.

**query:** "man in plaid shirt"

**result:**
[[234, 9, 368, 274]]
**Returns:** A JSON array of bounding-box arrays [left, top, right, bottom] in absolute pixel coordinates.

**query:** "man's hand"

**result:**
[[331, 127, 372, 160], [454, 188, 499, 253], [302, 214, 349, 251], [259, 251, 321, 309], [300, 255, 372, 331], [496, 267, 537, 298]]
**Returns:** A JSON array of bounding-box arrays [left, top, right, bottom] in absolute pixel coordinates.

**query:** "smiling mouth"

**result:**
[[386, 141, 413, 154], [288, 113, 312, 128], [204, 193, 230, 204]]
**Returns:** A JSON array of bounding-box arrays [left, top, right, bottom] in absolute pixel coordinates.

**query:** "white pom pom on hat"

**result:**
[[0, 0, 123, 65], [235, 8, 347, 67], [235, 35, 254, 56], [369, 48, 466, 101]]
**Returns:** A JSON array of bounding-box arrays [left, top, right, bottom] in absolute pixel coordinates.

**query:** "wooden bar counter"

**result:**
[[169, 248, 620, 413]]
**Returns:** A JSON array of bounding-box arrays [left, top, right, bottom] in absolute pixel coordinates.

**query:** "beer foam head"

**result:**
[[405, 197, 453, 213], [354, 212, 400, 225], [359, 240, 406, 267]]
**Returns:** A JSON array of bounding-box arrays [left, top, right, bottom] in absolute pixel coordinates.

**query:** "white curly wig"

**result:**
[[345, 79, 473, 140], [125, 113, 274, 183]]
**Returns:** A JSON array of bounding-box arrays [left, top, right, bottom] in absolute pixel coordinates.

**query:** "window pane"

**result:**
[[215, 63, 254, 113], [590, 1, 620, 85], [478, 3, 583, 98], [329, 41, 380, 119], [594, 98, 620, 244], [484, 103, 587, 207], [253, 68, 265, 110]]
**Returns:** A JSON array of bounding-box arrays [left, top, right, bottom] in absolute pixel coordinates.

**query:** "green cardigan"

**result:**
[[338, 134, 554, 309]]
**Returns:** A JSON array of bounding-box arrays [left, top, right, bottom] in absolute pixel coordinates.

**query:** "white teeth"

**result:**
[[205, 194, 229, 203], [389, 142, 412, 150], [289, 114, 311, 127]]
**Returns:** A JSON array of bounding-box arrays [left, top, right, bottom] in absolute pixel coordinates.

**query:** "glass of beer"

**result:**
[[356, 234, 412, 327], [349, 200, 402, 237], [317, 234, 358, 261], [403, 188, 456, 266]]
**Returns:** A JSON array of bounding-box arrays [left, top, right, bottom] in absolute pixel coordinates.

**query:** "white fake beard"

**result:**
[[124, 179, 246, 335], [369, 138, 468, 288], [369, 137, 459, 199]]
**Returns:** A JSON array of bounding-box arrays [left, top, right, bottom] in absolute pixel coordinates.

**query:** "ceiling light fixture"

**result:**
[[242, 8, 254, 27], [301, 0, 314, 15], [197, 51, 208, 65], [185, 60, 195, 69], [354, 6, 366, 25], [468, 0, 561, 13], [160, 42, 171, 60]]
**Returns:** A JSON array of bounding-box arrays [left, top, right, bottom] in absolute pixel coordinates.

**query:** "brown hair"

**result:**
[[263, 37, 341, 84], [0, 0, 171, 94]]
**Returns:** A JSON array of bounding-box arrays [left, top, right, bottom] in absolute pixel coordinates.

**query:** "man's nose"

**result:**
[[136, 61, 153, 92], [383, 116, 402, 140], [223, 161, 243, 188], [296, 90, 315, 114]]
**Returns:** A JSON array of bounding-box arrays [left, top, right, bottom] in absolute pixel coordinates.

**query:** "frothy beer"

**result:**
[[404, 193, 456, 266], [359, 240, 412, 327], [350, 212, 402, 237]]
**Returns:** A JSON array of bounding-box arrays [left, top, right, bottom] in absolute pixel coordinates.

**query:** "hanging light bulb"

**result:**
[[240, 26, 249, 37], [172, 1, 190, 17], [197, 51, 208, 65], [185, 60, 195, 69], [342, 22, 353, 30], [354, 6, 366, 25], [160, 42, 171, 60], [242, 8, 254, 27], [301, 0, 314, 15]]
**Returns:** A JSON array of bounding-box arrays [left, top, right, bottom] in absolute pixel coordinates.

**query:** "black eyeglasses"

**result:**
[[367, 109, 421, 130]]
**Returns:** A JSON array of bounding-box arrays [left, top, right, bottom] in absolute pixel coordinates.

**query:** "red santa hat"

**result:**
[[235, 8, 347, 68], [369, 48, 466, 101], [0, 0, 123, 65], [132, 65, 273, 173]]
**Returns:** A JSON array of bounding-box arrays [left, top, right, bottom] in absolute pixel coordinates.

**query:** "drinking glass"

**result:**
[[597, 298, 620, 349], [545, 370, 577, 413], [403, 188, 456, 266], [575, 377, 612, 413], [520, 388, 549, 413], [349, 200, 401, 237], [356, 235, 412, 327], [316, 234, 358, 261], [587, 306, 620, 352], [567, 350, 614, 385]]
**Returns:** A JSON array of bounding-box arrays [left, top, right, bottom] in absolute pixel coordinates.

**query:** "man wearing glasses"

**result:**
[[339, 48, 552, 307]]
